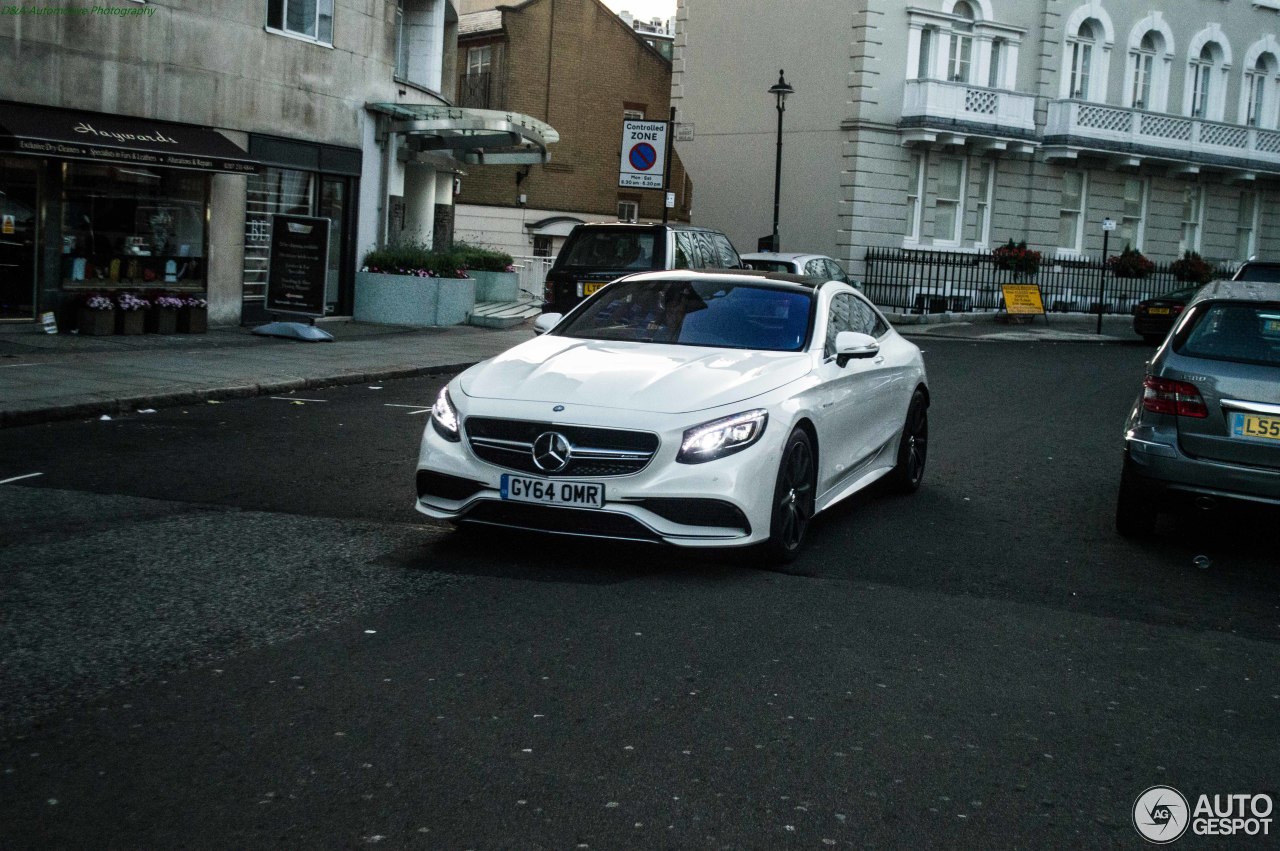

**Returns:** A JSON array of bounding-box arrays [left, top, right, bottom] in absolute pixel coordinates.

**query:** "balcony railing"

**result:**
[[900, 80, 1036, 134], [458, 71, 505, 110], [1045, 100, 1280, 170]]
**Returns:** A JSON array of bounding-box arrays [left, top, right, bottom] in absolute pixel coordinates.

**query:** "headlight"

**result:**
[[677, 409, 768, 464], [430, 386, 461, 442]]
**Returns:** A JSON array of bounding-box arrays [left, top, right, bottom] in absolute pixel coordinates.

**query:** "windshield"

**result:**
[[1174, 302, 1280, 367], [558, 229, 658, 270], [557, 279, 812, 351]]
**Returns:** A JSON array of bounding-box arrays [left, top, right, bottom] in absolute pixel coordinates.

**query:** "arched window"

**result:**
[[1129, 32, 1158, 109], [1068, 20, 1101, 99], [1244, 53, 1277, 127], [947, 1, 975, 83], [1189, 43, 1223, 119]]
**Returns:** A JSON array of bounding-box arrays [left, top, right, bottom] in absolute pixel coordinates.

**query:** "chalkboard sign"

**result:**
[[266, 214, 330, 318]]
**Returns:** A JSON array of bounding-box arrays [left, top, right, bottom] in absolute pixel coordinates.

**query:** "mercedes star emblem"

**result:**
[[532, 431, 572, 473]]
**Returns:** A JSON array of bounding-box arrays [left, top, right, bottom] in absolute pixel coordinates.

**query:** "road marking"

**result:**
[[1, 472, 43, 485], [384, 404, 433, 415], [269, 396, 329, 403], [0, 363, 44, 369]]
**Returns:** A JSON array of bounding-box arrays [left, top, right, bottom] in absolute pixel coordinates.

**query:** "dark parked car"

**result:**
[[541, 222, 743, 314], [1132, 285, 1202, 344], [1232, 260, 1280, 282], [1116, 279, 1280, 536]]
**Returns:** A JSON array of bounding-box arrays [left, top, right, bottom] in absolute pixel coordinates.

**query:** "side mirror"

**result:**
[[533, 313, 562, 335], [834, 330, 879, 367]]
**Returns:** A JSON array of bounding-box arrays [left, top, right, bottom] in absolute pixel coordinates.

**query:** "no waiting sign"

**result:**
[[619, 119, 668, 189]]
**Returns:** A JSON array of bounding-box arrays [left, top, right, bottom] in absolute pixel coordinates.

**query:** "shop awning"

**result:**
[[0, 100, 259, 174], [367, 103, 558, 165]]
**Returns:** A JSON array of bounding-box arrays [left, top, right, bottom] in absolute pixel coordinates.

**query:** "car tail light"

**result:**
[[1142, 375, 1208, 418]]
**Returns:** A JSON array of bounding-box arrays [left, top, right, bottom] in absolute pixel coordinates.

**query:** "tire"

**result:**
[[760, 428, 817, 564], [886, 389, 928, 494], [1115, 465, 1158, 537]]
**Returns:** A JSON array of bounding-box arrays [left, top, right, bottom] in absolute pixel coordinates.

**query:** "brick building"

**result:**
[[452, 0, 691, 261]]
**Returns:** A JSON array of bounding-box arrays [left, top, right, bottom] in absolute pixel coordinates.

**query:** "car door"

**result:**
[[850, 293, 916, 454], [812, 291, 885, 498]]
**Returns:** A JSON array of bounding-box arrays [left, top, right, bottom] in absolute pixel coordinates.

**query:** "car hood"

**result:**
[[458, 335, 812, 414]]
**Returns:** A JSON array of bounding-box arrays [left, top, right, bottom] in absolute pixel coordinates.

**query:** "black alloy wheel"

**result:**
[[888, 389, 929, 494], [763, 428, 816, 564]]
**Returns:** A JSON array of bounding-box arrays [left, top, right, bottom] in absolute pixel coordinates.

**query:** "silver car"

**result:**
[[1116, 279, 1280, 535], [741, 252, 860, 289]]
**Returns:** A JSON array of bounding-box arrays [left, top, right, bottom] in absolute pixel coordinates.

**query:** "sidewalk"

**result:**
[[0, 310, 1143, 428]]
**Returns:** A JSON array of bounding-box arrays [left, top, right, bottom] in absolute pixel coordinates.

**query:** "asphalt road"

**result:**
[[1, 338, 1277, 849]]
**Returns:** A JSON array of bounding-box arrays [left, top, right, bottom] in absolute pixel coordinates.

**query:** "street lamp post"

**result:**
[[769, 70, 794, 253]]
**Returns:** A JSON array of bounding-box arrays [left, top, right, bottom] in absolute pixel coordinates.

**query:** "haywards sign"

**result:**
[[0, 101, 258, 174]]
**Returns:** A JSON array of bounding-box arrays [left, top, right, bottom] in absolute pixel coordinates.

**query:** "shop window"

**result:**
[[267, 0, 334, 45], [60, 163, 207, 289]]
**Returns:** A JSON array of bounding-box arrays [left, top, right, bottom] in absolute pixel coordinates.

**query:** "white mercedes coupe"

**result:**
[[415, 270, 929, 562]]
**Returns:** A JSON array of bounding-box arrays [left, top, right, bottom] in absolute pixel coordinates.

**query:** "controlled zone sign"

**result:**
[[619, 119, 668, 189], [1001, 283, 1046, 316]]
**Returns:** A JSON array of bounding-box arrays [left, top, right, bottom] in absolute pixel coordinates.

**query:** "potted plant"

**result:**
[[1170, 250, 1214, 284], [1106, 246, 1156, 279], [77, 292, 115, 336], [355, 241, 477, 327], [115, 291, 149, 335], [992, 239, 1042, 277], [148, 292, 184, 334], [177, 294, 208, 333], [454, 242, 519, 302]]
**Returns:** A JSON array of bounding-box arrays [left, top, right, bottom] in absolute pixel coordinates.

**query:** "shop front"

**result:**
[[0, 100, 257, 326]]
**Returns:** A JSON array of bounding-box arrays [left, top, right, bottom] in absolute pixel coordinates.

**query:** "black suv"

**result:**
[[542, 222, 743, 313], [1232, 260, 1280, 282]]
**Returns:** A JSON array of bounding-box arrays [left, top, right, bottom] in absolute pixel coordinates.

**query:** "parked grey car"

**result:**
[[1116, 279, 1280, 535]]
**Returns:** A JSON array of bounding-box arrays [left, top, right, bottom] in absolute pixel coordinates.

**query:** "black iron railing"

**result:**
[[861, 247, 1236, 314]]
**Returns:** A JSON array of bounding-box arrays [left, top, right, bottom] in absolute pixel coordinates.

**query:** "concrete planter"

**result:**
[[354, 271, 475, 327], [470, 270, 519, 303]]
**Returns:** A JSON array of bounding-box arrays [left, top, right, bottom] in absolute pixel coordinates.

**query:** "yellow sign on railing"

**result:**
[[1001, 283, 1046, 316]]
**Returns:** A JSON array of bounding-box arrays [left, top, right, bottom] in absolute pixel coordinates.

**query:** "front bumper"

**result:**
[[414, 398, 787, 547]]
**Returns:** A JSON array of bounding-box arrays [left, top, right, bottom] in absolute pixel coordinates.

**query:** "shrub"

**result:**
[[992, 239, 1041, 276], [1170, 250, 1214, 284], [452, 241, 516, 273], [1106, 246, 1156, 279], [361, 241, 470, 279]]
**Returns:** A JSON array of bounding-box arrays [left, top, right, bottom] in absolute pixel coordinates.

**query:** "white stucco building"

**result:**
[[672, 0, 1280, 282]]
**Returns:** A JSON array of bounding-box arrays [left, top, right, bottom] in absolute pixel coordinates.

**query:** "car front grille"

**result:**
[[465, 417, 659, 477]]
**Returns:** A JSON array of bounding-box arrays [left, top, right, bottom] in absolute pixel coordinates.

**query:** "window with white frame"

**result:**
[[917, 27, 937, 79], [1129, 33, 1156, 109], [972, 160, 994, 247], [1237, 191, 1259, 259], [623, 108, 645, 121], [1189, 43, 1223, 119], [1244, 54, 1277, 128], [1179, 185, 1204, 254], [947, 1, 975, 82], [617, 200, 639, 223], [267, 0, 333, 44], [1058, 170, 1086, 253], [467, 45, 492, 77], [1117, 177, 1147, 251], [1067, 20, 1100, 99], [905, 153, 924, 240], [988, 38, 1005, 88], [933, 156, 965, 245]]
